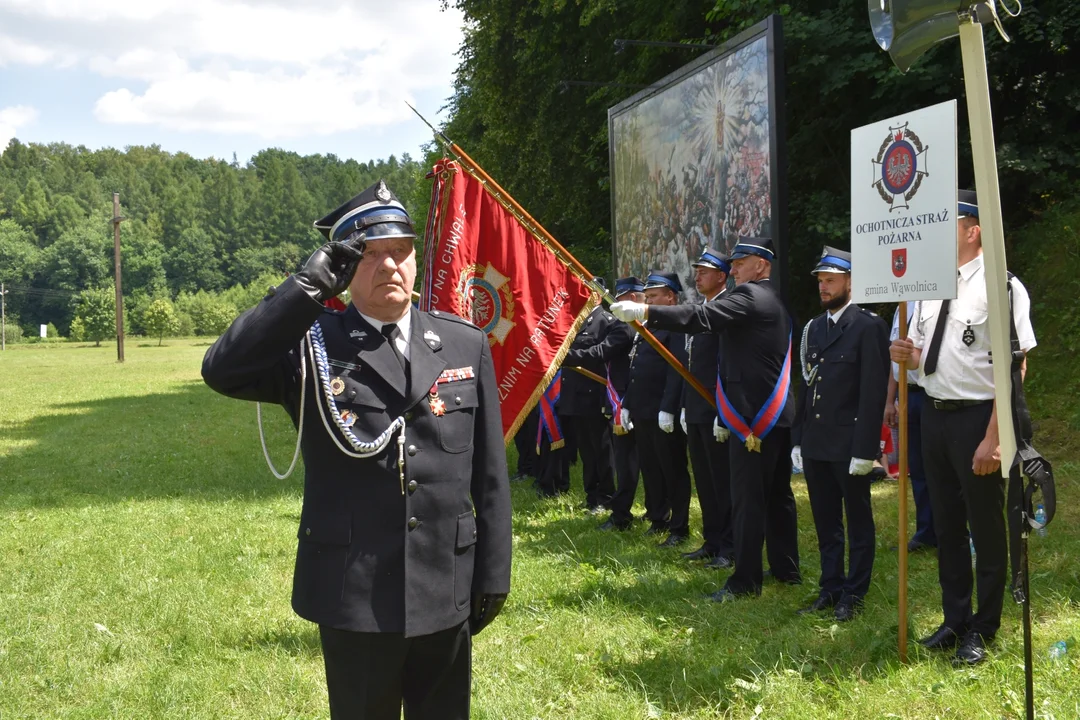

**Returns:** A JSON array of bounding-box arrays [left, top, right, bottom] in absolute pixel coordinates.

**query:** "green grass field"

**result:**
[[1, 340, 1078, 719]]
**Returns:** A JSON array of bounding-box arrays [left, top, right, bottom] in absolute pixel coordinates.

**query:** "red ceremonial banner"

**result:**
[[421, 160, 600, 444]]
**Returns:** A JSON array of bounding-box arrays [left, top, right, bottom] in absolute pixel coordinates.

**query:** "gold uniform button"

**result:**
[[405, 411, 414, 421], [408, 517, 419, 530], [454, 396, 462, 406]]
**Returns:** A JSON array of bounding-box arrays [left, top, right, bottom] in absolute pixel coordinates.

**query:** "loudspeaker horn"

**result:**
[[868, 1, 1003, 73]]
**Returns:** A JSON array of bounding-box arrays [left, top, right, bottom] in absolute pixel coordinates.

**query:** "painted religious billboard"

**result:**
[[608, 16, 787, 300]]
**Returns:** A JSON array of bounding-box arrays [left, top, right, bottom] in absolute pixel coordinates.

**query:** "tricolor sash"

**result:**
[[715, 332, 792, 453], [605, 362, 628, 436], [536, 371, 565, 453]]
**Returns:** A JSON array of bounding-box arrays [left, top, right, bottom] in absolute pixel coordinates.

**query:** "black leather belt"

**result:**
[[907, 383, 922, 392], [928, 397, 991, 411]]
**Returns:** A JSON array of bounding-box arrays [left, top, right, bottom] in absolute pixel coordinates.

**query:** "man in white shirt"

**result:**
[[890, 189, 1036, 666]]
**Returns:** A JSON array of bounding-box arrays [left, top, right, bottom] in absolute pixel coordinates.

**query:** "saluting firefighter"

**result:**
[[202, 181, 512, 719], [891, 189, 1037, 666], [560, 278, 618, 512], [791, 247, 890, 622], [611, 238, 801, 600], [680, 247, 736, 569], [563, 276, 642, 531], [622, 271, 692, 545]]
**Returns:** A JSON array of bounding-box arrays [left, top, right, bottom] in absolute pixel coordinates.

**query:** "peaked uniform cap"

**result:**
[[691, 247, 731, 273], [643, 270, 682, 293], [614, 276, 644, 297], [730, 236, 776, 262], [812, 245, 852, 275], [958, 189, 978, 219], [313, 179, 417, 243]]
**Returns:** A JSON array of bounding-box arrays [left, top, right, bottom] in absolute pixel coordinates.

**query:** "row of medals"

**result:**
[[327, 376, 446, 430]]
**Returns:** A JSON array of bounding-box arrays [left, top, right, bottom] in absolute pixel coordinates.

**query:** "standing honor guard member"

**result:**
[[792, 247, 890, 621], [202, 180, 512, 719], [560, 278, 618, 512], [891, 189, 1037, 666], [886, 303, 936, 552], [612, 238, 801, 600], [622, 271, 691, 545], [563, 276, 641, 530], [680, 248, 736, 569]]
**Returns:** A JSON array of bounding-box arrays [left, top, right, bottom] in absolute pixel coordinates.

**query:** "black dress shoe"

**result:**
[[705, 555, 735, 570], [681, 545, 716, 561], [919, 624, 966, 650], [834, 597, 863, 622], [796, 595, 836, 615], [953, 632, 990, 666], [765, 569, 803, 586], [907, 539, 936, 553], [659, 533, 688, 548], [707, 587, 745, 604], [598, 518, 630, 531]]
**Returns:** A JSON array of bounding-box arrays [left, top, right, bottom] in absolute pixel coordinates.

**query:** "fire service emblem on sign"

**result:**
[[872, 122, 929, 213], [892, 248, 907, 278]]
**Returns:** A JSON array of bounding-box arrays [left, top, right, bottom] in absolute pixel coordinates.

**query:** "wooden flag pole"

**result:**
[[898, 302, 910, 663], [414, 113, 716, 409], [570, 366, 609, 387]]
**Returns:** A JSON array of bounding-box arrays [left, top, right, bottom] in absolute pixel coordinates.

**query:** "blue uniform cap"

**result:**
[[614, 276, 644, 298], [643, 271, 683, 293], [314, 179, 417, 244], [729, 236, 776, 262], [691, 247, 731, 274], [812, 245, 852, 275], [958, 188, 978, 219]]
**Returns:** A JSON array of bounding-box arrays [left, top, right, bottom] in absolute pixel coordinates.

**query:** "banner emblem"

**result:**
[[457, 263, 516, 345], [872, 122, 929, 212], [891, 248, 907, 278]]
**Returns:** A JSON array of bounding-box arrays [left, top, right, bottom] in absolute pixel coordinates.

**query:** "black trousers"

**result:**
[[608, 428, 642, 525], [635, 419, 692, 535], [922, 399, 1006, 637], [686, 421, 734, 556], [803, 458, 875, 602], [906, 388, 936, 545], [513, 409, 539, 477], [725, 427, 800, 595], [567, 414, 616, 507], [319, 622, 471, 720], [535, 439, 570, 496]]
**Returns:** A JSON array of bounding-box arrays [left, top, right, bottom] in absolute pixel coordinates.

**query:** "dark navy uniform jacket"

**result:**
[[682, 291, 726, 425], [560, 307, 619, 415], [793, 305, 890, 462], [563, 317, 634, 413], [202, 276, 512, 637], [623, 324, 687, 419], [647, 279, 794, 429]]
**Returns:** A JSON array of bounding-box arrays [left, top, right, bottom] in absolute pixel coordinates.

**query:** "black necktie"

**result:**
[[923, 299, 951, 376], [381, 324, 406, 374]]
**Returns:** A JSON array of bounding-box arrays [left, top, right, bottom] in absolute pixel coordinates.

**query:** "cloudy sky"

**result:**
[[0, 0, 465, 163]]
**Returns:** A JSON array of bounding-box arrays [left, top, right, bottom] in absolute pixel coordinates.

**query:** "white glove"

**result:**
[[791, 446, 803, 470], [610, 301, 648, 323], [658, 411, 675, 433], [620, 408, 633, 432], [849, 457, 875, 476], [713, 417, 730, 442], [679, 408, 687, 435]]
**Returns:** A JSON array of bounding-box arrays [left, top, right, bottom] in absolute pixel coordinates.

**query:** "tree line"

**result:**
[[0, 143, 427, 338]]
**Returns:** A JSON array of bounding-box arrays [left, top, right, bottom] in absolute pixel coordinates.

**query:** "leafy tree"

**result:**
[[164, 226, 225, 294], [73, 286, 115, 346], [175, 290, 237, 336], [69, 316, 86, 342], [0, 219, 42, 284], [142, 298, 180, 346], [13, 177, 49, 240], [47, 195, 86, 244]]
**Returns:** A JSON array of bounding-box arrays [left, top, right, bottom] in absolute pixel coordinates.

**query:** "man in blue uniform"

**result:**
[[612, 238, 800, 599], [680, 247, 735, 569], [791, 247, 890, 621], [202, 180, 513, 718]]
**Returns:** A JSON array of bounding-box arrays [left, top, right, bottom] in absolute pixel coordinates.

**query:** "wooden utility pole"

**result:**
[[1, 282, 8, 352], [111, 193, 126, 363]]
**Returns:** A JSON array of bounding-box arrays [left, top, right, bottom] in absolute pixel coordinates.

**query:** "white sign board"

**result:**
[[850, 100, 958, 303], [39, 324, 47, 339]]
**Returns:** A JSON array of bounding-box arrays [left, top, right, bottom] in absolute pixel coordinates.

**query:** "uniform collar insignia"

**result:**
[[349, 329, 367, 340]]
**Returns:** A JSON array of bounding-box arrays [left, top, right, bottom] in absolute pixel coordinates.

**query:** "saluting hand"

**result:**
[[295, 240, 365, 302]]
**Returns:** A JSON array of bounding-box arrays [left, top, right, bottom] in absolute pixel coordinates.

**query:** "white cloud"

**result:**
[[0, 0, 464, 138], [0, 105, 39, 152]]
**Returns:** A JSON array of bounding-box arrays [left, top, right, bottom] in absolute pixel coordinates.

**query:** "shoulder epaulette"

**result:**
[[428, 309, 482, 332]]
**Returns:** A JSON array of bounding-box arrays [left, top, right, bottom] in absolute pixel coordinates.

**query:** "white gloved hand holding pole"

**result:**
[[610, 301, 648, 323], [679, 408, 687, 435], [620, 408, 633, 432], [791, 446, 803, 471]]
